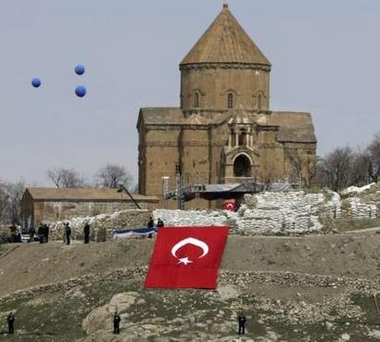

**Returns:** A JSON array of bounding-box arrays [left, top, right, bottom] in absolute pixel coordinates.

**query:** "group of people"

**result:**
[[27, 223, 50, 243], [64, 221, 91, 245], [147, 216, 164, 228], [5, 310, 245, 336], [37, 223, 50, 243], [8, 225, 21, 243]]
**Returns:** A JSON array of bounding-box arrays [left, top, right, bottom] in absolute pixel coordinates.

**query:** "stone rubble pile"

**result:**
[[153, 209, 237, 228], [155, 191, 326, 235], [49, 210, 151, 241], [45, 186, 380, 240], [320, 191, 342, 219], [346, 197, 377, 219], [155, 188, 380, 235]]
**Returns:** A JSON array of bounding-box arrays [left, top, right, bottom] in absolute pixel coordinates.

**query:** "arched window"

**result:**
[[257, 94, 262, 110], [227, 93, 234, 109], [231, 129, 236, 146], [238, 128, 247, 146], [194, 92, 200, 107]]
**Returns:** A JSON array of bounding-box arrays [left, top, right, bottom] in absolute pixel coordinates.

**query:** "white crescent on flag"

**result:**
[[225, 203, 234, 210], [171, 237, 209, 265]]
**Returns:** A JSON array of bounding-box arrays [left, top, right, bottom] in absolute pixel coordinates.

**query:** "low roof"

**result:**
[[270, 111, 317, 143], [24, 187, 159, 202], [138, 107, 316, 144], [138, 107, 184, 127]]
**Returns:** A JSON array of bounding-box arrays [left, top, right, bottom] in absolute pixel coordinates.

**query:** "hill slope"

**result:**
[[0, 231, 380, 341]]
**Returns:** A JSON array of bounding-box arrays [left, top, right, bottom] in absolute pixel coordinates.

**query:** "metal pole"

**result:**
[[119, 185, 141, 209], [176, 171, 182, 210], [162, 176, 169, 209], [195, 171, 200, 210]]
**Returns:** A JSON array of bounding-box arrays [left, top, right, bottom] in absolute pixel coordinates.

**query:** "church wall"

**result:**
[[144, 128, 180, 208], [255, 129, 282, 182], [138, 126, 147, 195], [180, 66, 270, 113], [209, 125, 229, 184], [180, 128, 211, 210], [257, 146, 284, 183], [180, 128, 210, 187]]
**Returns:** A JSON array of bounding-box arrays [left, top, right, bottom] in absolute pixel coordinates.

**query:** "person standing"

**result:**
[[238, 313, 246, 335], [7, 312, 15, 334], [147, 216, 154, 228], [113, 311, 121, 334], [157, 218, 164, 228], [28, 226, 35, 242], [37, 223, 45, 243], [44, 223, 50, 243], [84, 222, 90, 244], [65, 222, 72, 245]]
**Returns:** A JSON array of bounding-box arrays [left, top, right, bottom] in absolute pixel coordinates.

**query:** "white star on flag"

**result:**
[[178, 257, 193, 265]]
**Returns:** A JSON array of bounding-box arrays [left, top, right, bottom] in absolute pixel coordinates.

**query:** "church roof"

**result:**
[[269, 111, 317, 143], [23, 187, 159, 202], [137, 107, 184, 126], [228, 105, 251, 124], [137, 107, 316, 144], [181, 4, 270, 66]]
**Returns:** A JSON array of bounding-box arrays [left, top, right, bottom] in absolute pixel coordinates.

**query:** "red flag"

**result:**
[[144, 226, 229, 289]]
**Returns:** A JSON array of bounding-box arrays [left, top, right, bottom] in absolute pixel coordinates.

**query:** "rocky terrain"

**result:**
[[0, 229, 380, 341]]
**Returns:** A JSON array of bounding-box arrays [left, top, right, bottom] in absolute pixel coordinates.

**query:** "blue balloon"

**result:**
[[75, 64, 85, 75], [31, 78, 41, 88], [75, 85, 86, 97]]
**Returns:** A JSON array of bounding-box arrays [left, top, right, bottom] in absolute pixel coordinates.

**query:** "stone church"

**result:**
[[136, 4, 317, 209]]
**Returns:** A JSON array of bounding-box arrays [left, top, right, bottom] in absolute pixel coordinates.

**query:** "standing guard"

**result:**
[[113, 311, 121, 334], [7, 312, 15, 334]]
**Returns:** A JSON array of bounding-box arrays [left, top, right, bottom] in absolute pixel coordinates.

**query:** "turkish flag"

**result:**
[[144, 226, 229, 289]]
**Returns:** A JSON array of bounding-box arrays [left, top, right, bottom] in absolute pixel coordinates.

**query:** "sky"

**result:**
[[1, 0, 380, 187]]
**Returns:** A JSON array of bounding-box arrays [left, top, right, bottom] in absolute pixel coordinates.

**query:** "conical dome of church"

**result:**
[[181, 4, 270, 66]]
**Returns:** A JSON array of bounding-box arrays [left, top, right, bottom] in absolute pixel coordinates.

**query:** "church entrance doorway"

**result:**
[[233, 154, 252, 178]]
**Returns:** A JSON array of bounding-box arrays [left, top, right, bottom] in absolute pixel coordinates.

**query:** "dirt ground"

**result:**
[[1, 228, 379, 299]]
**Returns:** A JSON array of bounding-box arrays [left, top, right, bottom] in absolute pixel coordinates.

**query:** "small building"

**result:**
[[20, 187, 159, 229]]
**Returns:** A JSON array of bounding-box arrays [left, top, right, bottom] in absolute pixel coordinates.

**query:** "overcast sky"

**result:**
[[1, 0, 380, 187]]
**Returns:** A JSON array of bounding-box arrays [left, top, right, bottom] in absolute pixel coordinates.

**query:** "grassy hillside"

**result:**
[[0, 231, 380, 341]]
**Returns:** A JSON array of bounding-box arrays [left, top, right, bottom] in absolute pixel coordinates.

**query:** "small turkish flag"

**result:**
[[144, 226, 229, 289]]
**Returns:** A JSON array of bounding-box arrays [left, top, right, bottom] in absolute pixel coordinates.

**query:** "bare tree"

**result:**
[[286, 148, 317, 189], [0, 180, 25, 225], [96, 164, 133, 189], [349, 150, 371, 186], [47, 168, 85, 188], [366, 132, 380, 182], [0, 182, 9, 223], [4, 181, 25, 225], [318, 147, 354, 191]]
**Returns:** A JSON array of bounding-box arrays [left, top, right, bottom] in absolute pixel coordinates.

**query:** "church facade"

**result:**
[[136, 4, 317, 209]]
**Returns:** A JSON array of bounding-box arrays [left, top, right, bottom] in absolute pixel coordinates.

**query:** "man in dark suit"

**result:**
[[113, 312, 121, 334], [238, 313, 246, 334], [84, 222, 90, 244], [65, 223, 72, 245], [7, 312, 15, 334]]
